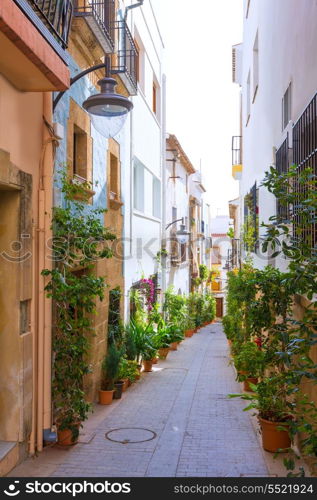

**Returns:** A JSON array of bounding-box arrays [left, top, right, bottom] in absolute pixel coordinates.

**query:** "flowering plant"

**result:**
[[140, 278, 155, 311]]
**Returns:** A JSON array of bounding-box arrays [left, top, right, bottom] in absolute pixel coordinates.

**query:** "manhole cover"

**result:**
[[105, 427, 157, 444]]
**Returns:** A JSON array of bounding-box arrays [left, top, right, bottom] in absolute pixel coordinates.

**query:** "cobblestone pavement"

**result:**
[[9, 323, 268, 477]]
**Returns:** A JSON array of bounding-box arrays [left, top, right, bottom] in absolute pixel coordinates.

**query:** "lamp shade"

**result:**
[[176, 224, 190, 244], [82, 77, 133, 138]]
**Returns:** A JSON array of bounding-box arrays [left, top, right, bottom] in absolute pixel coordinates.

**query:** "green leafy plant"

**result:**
[[101, 343, 123, 390], [42, 171, 116, 435], [199, 264, 209, 282], [233, 341, 265, 379]]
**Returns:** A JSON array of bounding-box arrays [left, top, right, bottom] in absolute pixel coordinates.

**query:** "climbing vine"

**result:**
[[42, 172, 116, 435]]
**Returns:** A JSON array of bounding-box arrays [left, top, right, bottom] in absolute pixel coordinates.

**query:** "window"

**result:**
[[275, 135, 290, 221], [73, 125, 88, 179], [282, 82, 292, 130], [152, 176, 161, 218], [20, 300, 31, 334], [134, 32, 145, 91], [110, 153, 119, 200], [246, 70, 251, 124], [134, 38, 140, 83], [152, 82, 157, 114], [133, 160, 144, 212], [252, 32, 259, 100]]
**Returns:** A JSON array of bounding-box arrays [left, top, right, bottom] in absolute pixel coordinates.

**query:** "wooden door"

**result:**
[[216, 297, 223, 318]]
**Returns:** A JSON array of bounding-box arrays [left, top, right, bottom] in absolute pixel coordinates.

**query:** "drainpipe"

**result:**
[[124, 0, 144, 20], [34, 93, 55, 453], [161, 74, 167, 297]]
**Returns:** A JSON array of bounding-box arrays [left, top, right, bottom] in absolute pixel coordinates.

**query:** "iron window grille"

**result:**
[[292, 92, 317, 249], [275, 133, 290, 222], [74, 0, 115, 52], [26, 0, 73, 48], [232, 136, 242, 165]]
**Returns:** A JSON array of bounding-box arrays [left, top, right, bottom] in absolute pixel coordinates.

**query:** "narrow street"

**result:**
[[9, 324, 268, 478]]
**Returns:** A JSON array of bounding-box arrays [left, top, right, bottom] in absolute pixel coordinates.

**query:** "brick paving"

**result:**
[[9, 323, 268, 477]]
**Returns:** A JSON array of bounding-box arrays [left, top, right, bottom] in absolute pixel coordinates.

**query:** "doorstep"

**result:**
[[0, 441, 18, 477]]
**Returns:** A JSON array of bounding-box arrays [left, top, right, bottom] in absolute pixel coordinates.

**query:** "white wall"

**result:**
[[238, 0, 317, 269], [164, 147, 191, 295], [120, 0, 164, 318]]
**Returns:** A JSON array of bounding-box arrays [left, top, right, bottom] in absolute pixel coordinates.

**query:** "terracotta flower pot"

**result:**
[[98, 389, 114, 405], [152, 357, 158, 364], [135, 373, 141, 380], [243, 377, 258, 392], [122, 378, 129, 392], [258, 417, 291, 452], [170, 341, 178, 351], [143, 360, 153, 372], [185, 329, 194, 338], [57, 422, 81, 446], [158, 347, 169, 359]]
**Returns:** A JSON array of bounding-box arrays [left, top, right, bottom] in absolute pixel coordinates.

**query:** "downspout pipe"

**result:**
[[124, 0, 144, 20]]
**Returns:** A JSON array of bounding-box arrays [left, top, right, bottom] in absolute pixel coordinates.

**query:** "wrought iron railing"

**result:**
[[26, 0, 73, 48], [74, 0, 115, 50], [232, 135, 242, 165], [111, 20, 137, 94]]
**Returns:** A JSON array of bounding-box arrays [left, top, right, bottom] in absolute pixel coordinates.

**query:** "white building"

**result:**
[[232, 0, 317, 270], [120, 0, 165, 314], [211, 215, 231, 317], [164, 134, 195, 295]]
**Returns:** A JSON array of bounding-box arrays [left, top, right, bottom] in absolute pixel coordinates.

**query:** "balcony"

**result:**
[[232, 135, 243, 180], [111, 20, 137, 96], [1, 0, 71, 90], [26, 0, 73, 49], [74, 0, 115, 53]]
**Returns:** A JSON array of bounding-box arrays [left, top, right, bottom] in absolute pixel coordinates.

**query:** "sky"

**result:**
[[150, 0, 243, 217]]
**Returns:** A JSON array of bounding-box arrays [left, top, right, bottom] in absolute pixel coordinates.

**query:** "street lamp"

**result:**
[[165, 218, 190, 244], [53, 59, 133, 139]]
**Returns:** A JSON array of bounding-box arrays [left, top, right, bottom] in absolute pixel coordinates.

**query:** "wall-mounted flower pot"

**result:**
[[143, 360, 153, 372], [114, 381, 124, 399], [99, 389, 114, 405], [258, 417, 291, 452], [158, 347, 169, 359], [170, 342, 178, 351], [57, 422, 81, 446]]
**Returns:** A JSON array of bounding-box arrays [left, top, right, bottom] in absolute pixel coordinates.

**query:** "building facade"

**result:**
[[232, 0, 317, 439], [233, 0, 317, 270], [164, 134, 195, 295], [0, 0, 71, 474]]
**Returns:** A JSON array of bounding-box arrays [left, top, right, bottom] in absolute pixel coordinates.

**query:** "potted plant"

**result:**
[[99, 344, 122, 405], [153, 321, 171, 359], [233, 341, 265, 391], [229, 375, 293, 452], [55, 398, 90, 446], [168, 324, 184, 350], [142, 344, 157, 372]]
